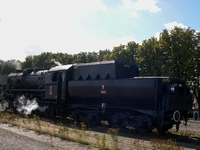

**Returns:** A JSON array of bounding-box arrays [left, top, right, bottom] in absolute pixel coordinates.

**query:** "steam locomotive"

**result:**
[[0, 60, 193, 133]]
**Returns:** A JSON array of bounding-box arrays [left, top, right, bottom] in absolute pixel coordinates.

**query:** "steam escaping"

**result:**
[[16, 62, 22, 71], [14, 95, 48, 115], [51, 59, 62, 66], [16, 96, 38, 115], [37, 105, 48, 112]]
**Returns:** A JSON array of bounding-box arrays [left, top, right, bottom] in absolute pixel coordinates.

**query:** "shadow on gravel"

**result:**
[[87, 123, 200, 150], [54, 116, 200, 150], [0, 108, 199, 150]]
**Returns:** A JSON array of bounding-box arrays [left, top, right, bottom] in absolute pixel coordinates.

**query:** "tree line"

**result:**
[[1, 26, 200, 90]]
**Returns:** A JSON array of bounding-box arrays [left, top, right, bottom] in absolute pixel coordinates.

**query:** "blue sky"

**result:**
[[0, 0, 199, 61]]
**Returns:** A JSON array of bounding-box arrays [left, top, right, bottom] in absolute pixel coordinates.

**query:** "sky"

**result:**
[[0, 0, 199, 62]]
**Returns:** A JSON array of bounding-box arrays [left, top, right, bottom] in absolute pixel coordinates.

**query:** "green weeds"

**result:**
[[150, 139, 184, 150], [0, 112, 198, 150]]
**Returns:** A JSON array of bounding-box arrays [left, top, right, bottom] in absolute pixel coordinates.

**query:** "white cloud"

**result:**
[[155, 22, 188, 40], [130, 11, 139, 18], [0, 0, 144, 61], [23, 45, 44, 56], [0, 0, 108, 61], [164, 21, 188, 30], [121, 0, 161, 17]]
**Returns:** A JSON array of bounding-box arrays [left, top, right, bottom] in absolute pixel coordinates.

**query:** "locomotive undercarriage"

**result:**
[[1, 95, 184, 134], [1, 92, 182, 134], [67, 104, 186, 134], [68, 108, 99, 127], [65, 106, 170, 133]]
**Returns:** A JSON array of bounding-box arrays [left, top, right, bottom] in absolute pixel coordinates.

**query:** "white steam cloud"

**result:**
[[14, 95, 47, 115]]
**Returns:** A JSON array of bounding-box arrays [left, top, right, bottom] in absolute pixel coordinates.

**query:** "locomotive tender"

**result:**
[[0, 60, 193, 133]]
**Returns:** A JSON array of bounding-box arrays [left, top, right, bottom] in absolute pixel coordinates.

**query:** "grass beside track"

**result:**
[[0, 111, 199, 150]]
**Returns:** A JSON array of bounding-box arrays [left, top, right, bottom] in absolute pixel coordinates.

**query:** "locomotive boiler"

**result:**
[[0, 60, 193, 133]]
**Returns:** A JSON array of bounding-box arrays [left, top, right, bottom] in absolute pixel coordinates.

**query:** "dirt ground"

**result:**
[[0, 102, 199, 150], [0, 120, 199, 150], [171, 120, 200, 149], [0, 123, 100, 150]]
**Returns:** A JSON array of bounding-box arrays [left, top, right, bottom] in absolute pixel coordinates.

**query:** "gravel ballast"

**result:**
[[0, 121, 199, 150], [0, 123, 99, 150]]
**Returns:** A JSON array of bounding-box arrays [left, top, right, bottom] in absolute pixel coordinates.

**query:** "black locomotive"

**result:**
[[0, 60, 193, 133]]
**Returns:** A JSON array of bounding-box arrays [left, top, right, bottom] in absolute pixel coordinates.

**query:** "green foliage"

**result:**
[[80, 122, 86, 131], [98, 134, 106, 149], [72, 50, 110, 63], [0, 59, 20, 74], [107, 128, 119, 149], [1, 27, 200, 91], [137, 27, 199, 83], [21, 56, 33, 69], [167, 27, 197, 80], [98, 49, 111, 61], [136, 37, 161, 76], [193, 32, 200, 87], [104, 41, 139, 63], [150, 139, 184, 150]]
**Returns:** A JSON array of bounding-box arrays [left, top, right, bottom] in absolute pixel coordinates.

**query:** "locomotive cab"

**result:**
[[44, 65, 73, 102], [43, 65, 73, 117]]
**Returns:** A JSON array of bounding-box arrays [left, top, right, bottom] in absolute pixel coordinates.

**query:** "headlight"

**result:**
[[190, 89, 193, 95], [170, 85, 175, 93]]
